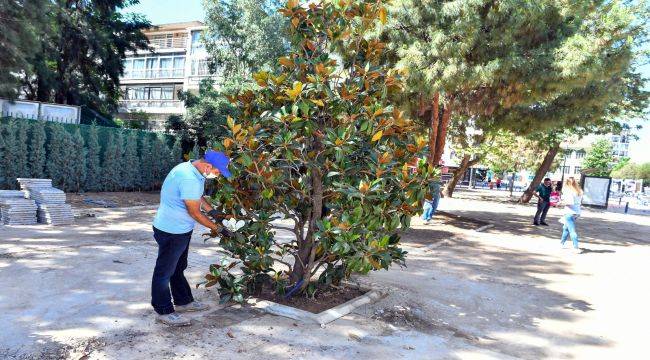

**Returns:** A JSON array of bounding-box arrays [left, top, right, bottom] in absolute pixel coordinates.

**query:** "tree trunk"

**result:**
[[443, 155, 479, 198], [519, 143, 560, 203], [443, 154, 469, 198], [290, 166, 324, 288], [427, 93, 440, 166], [433, 100, 452, 166]]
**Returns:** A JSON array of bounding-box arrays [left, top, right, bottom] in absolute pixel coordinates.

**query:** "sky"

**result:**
[[123, 0, 649, 163], [124, 0, 205, 24]]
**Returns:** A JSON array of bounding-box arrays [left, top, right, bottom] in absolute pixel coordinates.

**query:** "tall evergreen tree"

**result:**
[[0, 126, 5, 188], [0, 0, 47, 98], [139, 136, 154, 190], [121, 131, 140, 190], [1, 122, 19, 189], [101, 133, 120, 191], [168, 139, 183, 172], [66, 128, 87, 192], [0, 123, 19, 189], [46, 123, 68, 189], [114, 131, 125, 190], [18, 1, 150, 116], [29, 120, 47, 178], [85, 124, 102, 191], [150, 136, 167, 189], [14, 121, 29, 178]]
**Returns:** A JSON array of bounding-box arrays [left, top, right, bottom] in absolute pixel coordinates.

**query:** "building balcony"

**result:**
[[122, 69, 185, 80], [149, 36, 187, 49], [118, 99, 184, 114]]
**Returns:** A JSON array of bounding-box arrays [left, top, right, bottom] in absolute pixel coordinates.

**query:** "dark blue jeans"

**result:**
[[151, 227, 194, 315]]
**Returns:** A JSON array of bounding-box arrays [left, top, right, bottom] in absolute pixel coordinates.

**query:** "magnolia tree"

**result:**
[[203, 0, 435, 301]]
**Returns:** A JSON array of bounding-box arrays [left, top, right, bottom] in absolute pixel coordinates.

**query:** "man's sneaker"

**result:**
[[533, 222, 539, 226], [175, 301, 209, 313], [156, 312, 191, 327], [540, 222, 549, 226]]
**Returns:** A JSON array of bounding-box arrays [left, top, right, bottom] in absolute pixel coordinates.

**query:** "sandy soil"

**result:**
[[1, 191, 648, 359], [66, 192, 160, 209]]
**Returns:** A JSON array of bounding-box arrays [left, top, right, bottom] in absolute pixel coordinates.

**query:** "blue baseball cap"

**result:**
[[204, 150, 232, 178]]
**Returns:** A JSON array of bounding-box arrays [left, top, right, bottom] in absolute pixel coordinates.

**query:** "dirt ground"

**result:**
[[1, 189, 649, 359], [66, 192, 160, 209]]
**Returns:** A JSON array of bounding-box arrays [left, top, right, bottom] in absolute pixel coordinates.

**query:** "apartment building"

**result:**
[[117, 21, 214, 129], [547, 129, 632, 180]]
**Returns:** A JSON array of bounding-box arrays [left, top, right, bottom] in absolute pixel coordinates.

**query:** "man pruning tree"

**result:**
[[151, 150, 232, 326], [533, 178, 553, 226]]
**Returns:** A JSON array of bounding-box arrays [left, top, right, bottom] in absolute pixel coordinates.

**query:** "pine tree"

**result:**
[[15, 121, 29, 178], [121, 131, 140, 190], [46, 123, 67, 189], [16, 1, 150, 116], [0, 122, 18, 189], [29, 120, 47, 178], [101, 133, 120, 191], [139, 136, 153, 190], [65, 128, 86, 192], [150, 136, 167, 189], [114, 131, 125, 190], [190, 142, 200, 160], [0, 125, 9, 189], [85, 124, 102, 191], [168, 138, 183, 172]]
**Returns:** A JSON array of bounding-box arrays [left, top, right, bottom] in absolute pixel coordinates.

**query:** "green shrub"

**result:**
[[0, 117, 180, 191]]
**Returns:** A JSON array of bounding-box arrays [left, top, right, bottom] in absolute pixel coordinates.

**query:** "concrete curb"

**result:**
[[475, 224, 495, 232], [246, 283, 387, 326]]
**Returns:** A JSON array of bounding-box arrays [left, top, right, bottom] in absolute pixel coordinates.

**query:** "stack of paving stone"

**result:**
[[0, 190, 37, 225], [17, 178, 74, 225]]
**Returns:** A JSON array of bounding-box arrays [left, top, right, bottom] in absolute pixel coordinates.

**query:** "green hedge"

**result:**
[[0, 117, 182, 192]]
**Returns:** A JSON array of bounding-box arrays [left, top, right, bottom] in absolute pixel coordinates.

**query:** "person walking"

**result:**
[[422, 179, 443, 225], [151, 150, 232, 326], [560, 177, 583, 253], [533, 178, 553, 225]]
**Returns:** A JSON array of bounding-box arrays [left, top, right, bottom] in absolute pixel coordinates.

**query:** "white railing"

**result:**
[[119, 100, 182, 109], [123, 68, 184, 80], [0, 98, 80, 124], [149, 36, 187, 49]]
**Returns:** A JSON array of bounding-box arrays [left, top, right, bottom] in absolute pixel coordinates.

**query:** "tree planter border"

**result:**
[[246, 282, 387, 326]]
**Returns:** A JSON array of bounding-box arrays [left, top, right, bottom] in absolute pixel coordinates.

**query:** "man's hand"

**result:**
[[184, 199, 219, 231], [207, 209, 226, 221]]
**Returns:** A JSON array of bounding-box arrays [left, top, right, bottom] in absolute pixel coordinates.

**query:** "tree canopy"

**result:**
[[202, 0, 289, 84], [583, 138, 614, 177], [11, 0, 150, 117]]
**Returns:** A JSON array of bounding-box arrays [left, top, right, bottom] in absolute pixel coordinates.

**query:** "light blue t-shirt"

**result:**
[[153, 161, 205, 234]]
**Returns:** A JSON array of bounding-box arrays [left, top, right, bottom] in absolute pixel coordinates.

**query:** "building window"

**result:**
[[574, 166, 581, 174], [122, 56, 185, 79], [575, 150, 585, 159], [191, 59, 211, 76], [124, 86, 176, 101], [563, 166, 571, 174], [611, 135, 619, 143], [151, 34, 173, 48], [191, 30, 204, 54]]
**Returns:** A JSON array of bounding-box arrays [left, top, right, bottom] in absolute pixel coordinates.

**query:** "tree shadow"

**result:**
[[358, 217, 614, 358]]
